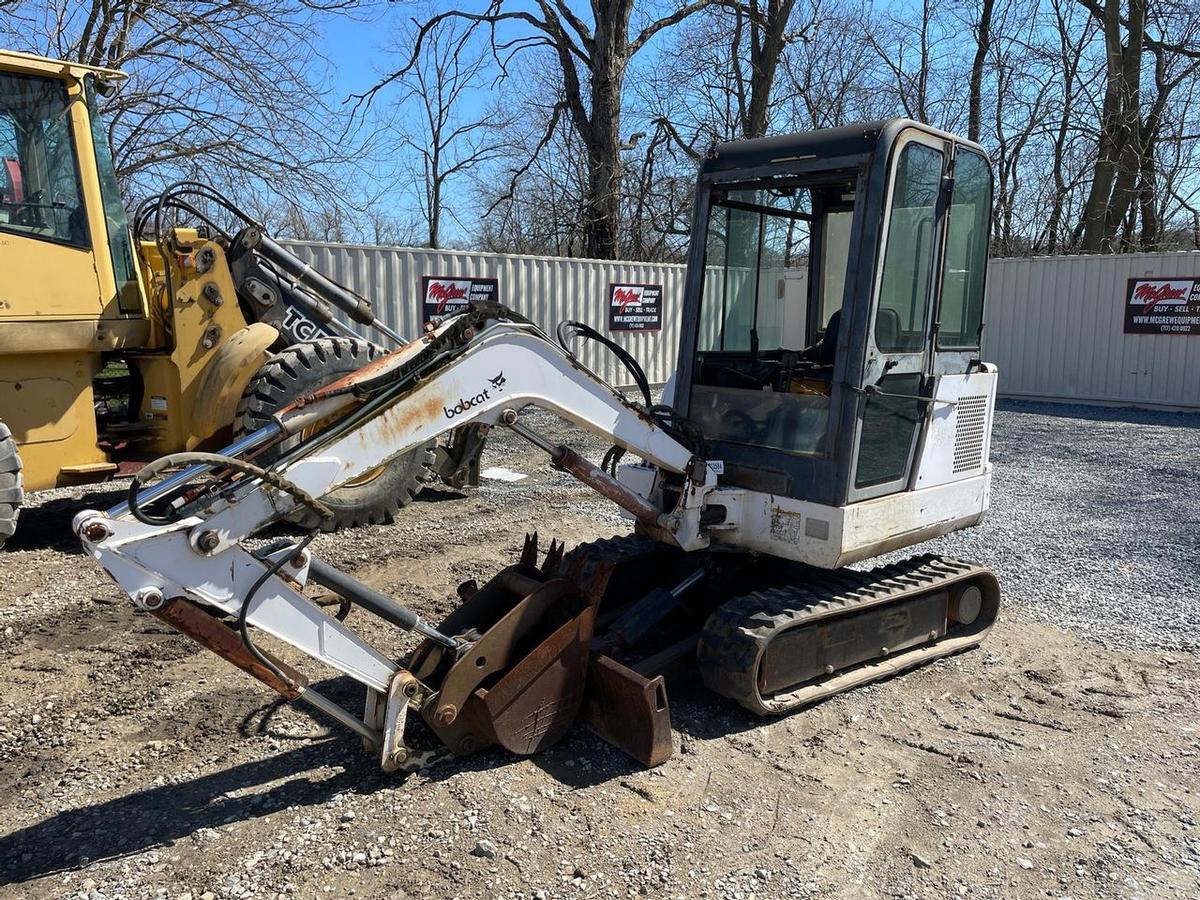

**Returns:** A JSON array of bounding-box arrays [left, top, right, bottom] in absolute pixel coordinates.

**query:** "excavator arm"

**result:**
[[75, 304, 714, 768]]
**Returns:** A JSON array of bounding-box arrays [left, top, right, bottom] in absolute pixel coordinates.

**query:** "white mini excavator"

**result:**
[[78, 119, 1001, 769]]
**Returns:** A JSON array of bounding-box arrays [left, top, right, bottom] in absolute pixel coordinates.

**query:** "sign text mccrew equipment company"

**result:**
[[608, 282, 663, 332], [422, 276, 499, 325], [1124, 278, 1200, 335]]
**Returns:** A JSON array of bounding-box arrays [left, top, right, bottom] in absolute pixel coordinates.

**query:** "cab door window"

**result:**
[[874, 142, 942, 352], [937, 150, 991, 349], [854, 140, 945, 494], [85, 75, 140, 311], [0, 71, 88, 247]]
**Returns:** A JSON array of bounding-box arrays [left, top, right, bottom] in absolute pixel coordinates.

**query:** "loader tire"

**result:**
[[234, 338, 435, 531], [0, 421, 23, 550]]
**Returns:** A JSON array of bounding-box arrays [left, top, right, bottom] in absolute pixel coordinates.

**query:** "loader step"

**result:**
[[697, 555, 1000, 715]]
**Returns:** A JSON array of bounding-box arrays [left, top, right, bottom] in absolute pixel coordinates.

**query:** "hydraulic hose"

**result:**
[[127, 451, 334, 527], [556, 320, 652, 408]]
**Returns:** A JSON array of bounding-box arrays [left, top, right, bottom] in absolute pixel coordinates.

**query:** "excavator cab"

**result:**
[[676, 120, 994, 510]]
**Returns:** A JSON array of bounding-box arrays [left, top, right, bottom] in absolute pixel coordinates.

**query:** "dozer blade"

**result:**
[[581, 653, 673, 767]]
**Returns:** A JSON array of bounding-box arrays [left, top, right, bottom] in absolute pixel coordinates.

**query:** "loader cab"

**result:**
[[0, 51, 143, 320], [676, 119, 993, 508]]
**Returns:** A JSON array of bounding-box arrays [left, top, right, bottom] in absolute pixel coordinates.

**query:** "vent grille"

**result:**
[[953, 395, 989, 473]]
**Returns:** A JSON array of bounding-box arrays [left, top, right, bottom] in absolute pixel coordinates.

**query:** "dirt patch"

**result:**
[[0, 411, 1197, 899]]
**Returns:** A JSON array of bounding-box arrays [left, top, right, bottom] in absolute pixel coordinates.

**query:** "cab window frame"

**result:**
[[0, 69, 91, 250], [934, 146, 992, 351]]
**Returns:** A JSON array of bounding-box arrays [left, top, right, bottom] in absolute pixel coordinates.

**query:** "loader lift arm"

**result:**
[[76, 303, 715, 768]]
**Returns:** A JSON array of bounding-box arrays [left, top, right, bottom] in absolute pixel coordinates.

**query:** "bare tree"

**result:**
[[1036, 0, 1098, 253], [1073, 0, 1200, 251], [381, 0, 748, 260], [968, 0, 997, 142], [358, 18, 511, 248], [1, 0, 375, 229], [472, 68, 593, 256], [1074, 0, 1147, 251], [620, 123, 696, 260], [727, 0, 817, 138], [866, 0, 939, 124], [779, 2, 884, 128], [652, 0, 818, 143]]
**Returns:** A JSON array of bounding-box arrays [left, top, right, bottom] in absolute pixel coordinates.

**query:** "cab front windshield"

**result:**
[[691, 176, 856, 456], [0, 70, 87, 246]]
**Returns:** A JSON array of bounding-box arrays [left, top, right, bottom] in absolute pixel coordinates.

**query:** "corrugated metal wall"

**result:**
[[283, 242, 1200, 410], [984, 252, 1200, 410], [280, 241, 687, 388]]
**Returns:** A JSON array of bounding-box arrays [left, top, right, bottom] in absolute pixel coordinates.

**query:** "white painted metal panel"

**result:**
[[279, 241, 687, 388], [983, 251, 1200, 409]]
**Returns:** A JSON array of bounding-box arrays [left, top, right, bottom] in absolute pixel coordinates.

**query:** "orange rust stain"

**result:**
[[380, 391, 446, 442], [316, 341, 432, 400], [275, 344, 426, 416], [318, 347, 407, 394]]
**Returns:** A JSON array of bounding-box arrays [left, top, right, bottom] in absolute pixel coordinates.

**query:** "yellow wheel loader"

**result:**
[[0, 50, 433, 548]]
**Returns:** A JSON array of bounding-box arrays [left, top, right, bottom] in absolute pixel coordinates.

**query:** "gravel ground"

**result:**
[[0, 400, 1197, 900], [902, 400, 1200, 652]]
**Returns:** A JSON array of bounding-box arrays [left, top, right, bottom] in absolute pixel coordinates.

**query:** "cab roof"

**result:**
[[0, 48, 127, 83], [704, 121, 887, 173], [701, 118, 987, 180]]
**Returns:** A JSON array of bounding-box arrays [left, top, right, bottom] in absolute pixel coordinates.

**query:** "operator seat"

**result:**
[[767, 310, 841, 453], [814, 309, 841, 365], [876, 307, 902, 351]]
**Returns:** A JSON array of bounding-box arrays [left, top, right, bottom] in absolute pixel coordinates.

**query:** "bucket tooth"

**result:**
[[542, 538, 565, 576], [519, 532, 539, 568]]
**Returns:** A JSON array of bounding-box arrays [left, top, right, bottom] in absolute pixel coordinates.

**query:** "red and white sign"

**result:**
[[608, 282, 662, 332], [1124, 278, 1200, 335], [421, 275, 498, 324]]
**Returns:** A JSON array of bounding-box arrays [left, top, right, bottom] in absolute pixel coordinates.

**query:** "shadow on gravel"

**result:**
[[5, 485, 128, 553], [230, 673, 667, 792], [0, 740, 386, 886], [411, 487, 470, 504], [0, 676, 405, 885], [997, 398, 1200, 428], [0, 676, 781, 886]]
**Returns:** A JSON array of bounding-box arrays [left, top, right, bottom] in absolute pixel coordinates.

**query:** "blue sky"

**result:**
[[314, 5, 538, 241], [320, 13, 392, 105]]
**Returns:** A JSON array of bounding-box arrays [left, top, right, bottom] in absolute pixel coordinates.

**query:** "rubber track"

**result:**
[[558, 534, 665, 602], [698, 554, 999, 715]]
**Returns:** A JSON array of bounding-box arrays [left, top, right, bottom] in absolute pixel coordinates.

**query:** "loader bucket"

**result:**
[[481, 603, 596, 754], [397, 533, 677, 766]]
